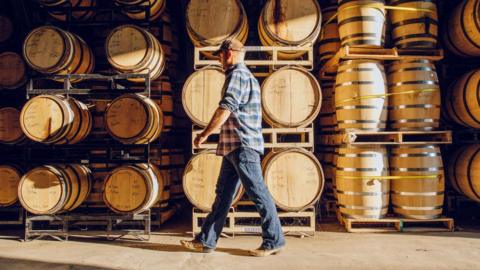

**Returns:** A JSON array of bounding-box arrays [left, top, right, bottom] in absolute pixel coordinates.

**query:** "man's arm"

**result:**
[[194, 107, 231, 147]]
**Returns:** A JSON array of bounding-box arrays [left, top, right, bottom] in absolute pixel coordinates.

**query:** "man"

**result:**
[[180, 39, 285, 257]]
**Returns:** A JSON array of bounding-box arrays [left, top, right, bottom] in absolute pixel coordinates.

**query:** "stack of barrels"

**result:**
[[182, 0, 325, 214], [314, 0, 446, 221]]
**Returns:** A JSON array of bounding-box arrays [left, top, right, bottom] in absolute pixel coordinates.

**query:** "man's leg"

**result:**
[[231, 147, 285, 250], [194, 156, 240, 249]]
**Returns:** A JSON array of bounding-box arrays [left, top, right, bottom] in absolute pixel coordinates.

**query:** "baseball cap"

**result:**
[[212, 39, 244, 56]]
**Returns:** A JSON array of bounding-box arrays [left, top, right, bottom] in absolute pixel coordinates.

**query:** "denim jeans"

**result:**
[[195, 147, 285, 249]]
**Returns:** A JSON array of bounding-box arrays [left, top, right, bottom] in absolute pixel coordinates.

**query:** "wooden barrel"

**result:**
[[444, 69, 480, 128], [337, 0, 386, 47], [262, 66, 322, 127], [316, 147, 336, 201], [445, 0, 480, 56], [0, 15, 13, 43], [20, 95, 91, 144], [23, 26, 94, 80], [115, 0, 166, 21], [389, 0, 438, 48], [387, 60, 440, 131], [103, 163, 164, 214], [183, 150, 244, 212], [335, 60, 388, 131], [262, 148, 324, 212], [317, 80, 337, 132], [36, 0, 96, 21], [0, 165, 22, 207], [336, 146, 389, 219], [0, 52, 27, 89], [186, 0, 248, 55], [259, 0, 322, 59], [0, 107, 25, 145], [18, 164, 92, 214], [105, 94, 163, 144], [182, 67, 225, 127], [448, 145, 480, 203], [390, 145, 444, 219], [318, 5, 341, 65], [106, 25, 165, 82]]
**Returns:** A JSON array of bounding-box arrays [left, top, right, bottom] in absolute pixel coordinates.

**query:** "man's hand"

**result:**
[[194, 132, 209, 148]]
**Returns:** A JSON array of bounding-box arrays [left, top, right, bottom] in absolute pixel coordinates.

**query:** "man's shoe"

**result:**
[[180, 240, 214, 253], [249, 246, 284, 257]]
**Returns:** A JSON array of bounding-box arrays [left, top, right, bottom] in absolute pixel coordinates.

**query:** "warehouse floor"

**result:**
[[0, 217, 479, 270]]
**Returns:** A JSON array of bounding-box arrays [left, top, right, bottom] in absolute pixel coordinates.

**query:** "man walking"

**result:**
[[180, 39, 285, 257]]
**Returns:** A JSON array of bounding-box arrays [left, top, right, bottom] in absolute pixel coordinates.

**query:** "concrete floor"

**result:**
[[0, 218, 480, 270]]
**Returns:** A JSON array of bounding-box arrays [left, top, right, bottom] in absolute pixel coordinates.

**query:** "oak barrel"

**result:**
[[20, 95, 91, 144], [0, 52, 27, 89], [444, 69, 480, 128], [186, 0, 248, 57], [262, 66, 322, 127], [0, 15, 13, 43], [115, 0, 166, 21], [18, 164, 92, 214], [105, 94, 163, 144], [183, 150, 244, 212], [389, 0, 438, 48], [318, 5, 340, 65], [182, 67, 225, 127], [36, 0, 96, 21], [23, 26, 94, 80], [447, 145, 480, 203], [335, 60, 388, 131], [0, 165, 22, 207], [336, 146, 389, 219], [262, 148, 324, 212], [0, 107, 25, 145], [106, 25, 165, 82], [445, 0, 480, 56], [387, 60, 440, 131], [337, 0, 386, 47], [390, 145, 445, 219], [259, 0, 322, 59], [103, 163, 164, 214]]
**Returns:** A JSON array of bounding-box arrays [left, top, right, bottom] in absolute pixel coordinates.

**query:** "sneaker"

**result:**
[[180, 239, 214, 253], [248, 246, 284, 257]]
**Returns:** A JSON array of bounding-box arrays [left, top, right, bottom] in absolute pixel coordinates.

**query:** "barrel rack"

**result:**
[[315, 45, 455, 232], [0, 205, 24, 226]]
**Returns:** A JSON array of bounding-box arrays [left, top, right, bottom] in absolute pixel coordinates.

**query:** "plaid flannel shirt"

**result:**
[[216, 63, 264, 156]]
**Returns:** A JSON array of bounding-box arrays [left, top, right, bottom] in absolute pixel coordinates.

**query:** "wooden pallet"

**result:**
[[194, 46, 314, 71], [319, 46, 444, 79], [344, 217, 454, 233], [316, 131, 452, 146], [192, 125, 314, 152], [192, 206, 315, 238], [24, 210, 151, 242]]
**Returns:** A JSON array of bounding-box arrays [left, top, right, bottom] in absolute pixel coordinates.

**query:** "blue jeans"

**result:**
[[195, 147, 285, 249]]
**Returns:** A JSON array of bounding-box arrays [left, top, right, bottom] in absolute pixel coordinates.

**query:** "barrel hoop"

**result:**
[[334, 81, 376, 88], [445, 10, 467, 56], [389, 119, 438, 124], [473, 0, 480, 48], [392, 204, 443, 210], [337, 67, 379, 74], [336, 190, 388, 196], [319, 37, 341, 44], [390, 152, 441, 157], [390, 167, 443, 172], [340, 33, 381, 42], [388, 104, 439, 109], [390, 0, 436, 5], [388, 80, 437, 87], [387, 66, 436, 74], [336, 105, 387, 110], [337, 153, 381, 158], [461, 0, 480, 50], [336, 167, 386, 172], [338, 204, 387, 210], [392, 191, 444, 196], [318, 52, 337, 59], [393, 33, 438, 43], [467, 147, 480, 200], [341, 213, 386, 219], [338, 0, 385, 7], [337, 120, 387, 124], [391, 17, 438, 29]]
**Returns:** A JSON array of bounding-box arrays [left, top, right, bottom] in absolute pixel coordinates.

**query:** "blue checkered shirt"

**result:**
[[216, 63, 264, 156]]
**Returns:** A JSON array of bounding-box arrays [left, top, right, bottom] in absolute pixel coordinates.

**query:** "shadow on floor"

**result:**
[[0, 257, 115, 270]]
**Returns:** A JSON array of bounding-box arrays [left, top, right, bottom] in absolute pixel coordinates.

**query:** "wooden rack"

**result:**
[[343, 217, 454, 233]]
